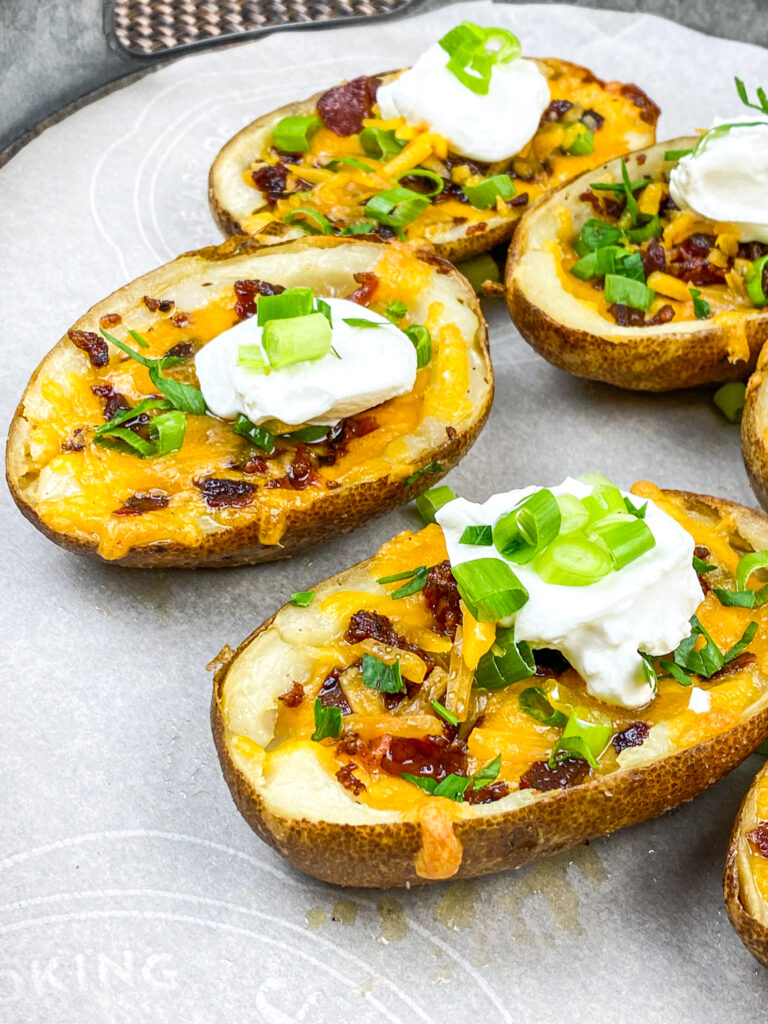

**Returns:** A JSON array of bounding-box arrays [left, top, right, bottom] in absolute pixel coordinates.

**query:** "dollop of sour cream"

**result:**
[[195, 297, 417, 427], [669, 116, 768, 244], [436, 477, 702, 708], [376, 42, 550, 163]]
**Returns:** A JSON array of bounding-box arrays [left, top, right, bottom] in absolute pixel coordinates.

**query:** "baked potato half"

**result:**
[[725, 757, 768, 968], [212, 484, 768, 887], [506, 140, 768, 391], [742, 346, 768, 512], [6, 236, 492, 567], [209, 60, 659, 263]]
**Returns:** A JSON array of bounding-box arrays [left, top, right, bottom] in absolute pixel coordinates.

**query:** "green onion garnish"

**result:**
[[377, 566, 424, 585], [735, 76, 768, 115], [150, 410, 186, 455], [415, 484, 456, 524], [474, 626, 535, 689], [570, 245, 626, 281], [624, 496, 648, 519], [390, 566, 429, 600], [555, 493, 590, 534], [533, 533, 613, 587], [604, 274, 655, 311], [99, 328, 207, 415], [693, 555, 716, 574], [713, 587, 766, 609], [343, 318, 382, 328], [315, 298, 333, 327], [472, 754, 502, 789], [690, 288, 711, 319], [237, 344, 270, 373], [405, 461, 444, 487], [290, 591, 315, 607], [324, 156, 375, 172], [263, 311, 332, 369], [272, 114, 322, 153], [431, 700, 459, 726], [361, 652, 405, 693], [402, 773, 472, 801], [581, 484, 626, 520], [453, 559, 529, 623], [664, 148, 694, 161], [364, 188, 431, 237], [438, 22, 521, 96], [359, 127, 405, 159], [737, 551, 768, 591], [661, 615, 758, 684], [641, 652, 658, 695], [395, 167, 444, 196], [565, 125, 594, 155], [281, 424, 329, 443], [232, 414, 276, 454], [311, 698, 342, 742], [587, 514, 655, 570], [257, 287, 314, 326], [627, 215, 661, 244], [747, 254, 768, 308], [548, 709, 611, 769], [456, 253, 501, 295], [405, 325, 431, 368], [575, 219, 623, 253], [519, 686, 568, 727], [462, 174, 516, 210], [384, 300, 408, 323], [339, 221, 377, 236], [713, 382, 746, 423], [493, 488, 561, 564], [283, 206, 334, 235], [459, 525, 493, 546]]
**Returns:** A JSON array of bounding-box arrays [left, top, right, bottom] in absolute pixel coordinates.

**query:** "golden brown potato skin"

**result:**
[[743, 345, 768, 514], [724, 761, 768, 969], [505, 139, 768, 391], [6, 236, 492, 568], [211, 489, 768, 888], [208, 63, 659, 264]]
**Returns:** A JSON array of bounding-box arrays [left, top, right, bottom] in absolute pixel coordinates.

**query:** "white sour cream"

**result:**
[[376, 42, 550, 163], [669, 116, 768, 244], [435, 477, 702, 708], [195, 297, 417, 427]]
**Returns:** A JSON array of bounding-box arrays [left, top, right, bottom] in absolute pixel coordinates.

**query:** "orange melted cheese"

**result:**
[[746, 771, 768, 903], [28, 252, 471, 560]]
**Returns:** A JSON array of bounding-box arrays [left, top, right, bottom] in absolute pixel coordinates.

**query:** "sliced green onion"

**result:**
[[472, 754, 502, 789], [100, 327, 207, 415], [256, 286, 314, 326], [725, 621, 758, 663], [747, 254, 768, 308], [735, 76, 768, 116], [549, 735, 597, 768], [578, 472, 616, 488], [604, 274, 655, 311], [149, 410, 186, 455], [315, 299, 333, 328], [462, 175, 516, 210], [361, 652, 405, 693], [377, 567, 423, 585], [519, 686, 568, 727], [641, 652, 658, 695], [339, 221, 377, 236], [384, 300, 408, 323], [690, 287, 711, 319], [390, 565, 428, 599], [624, 496, 648, 519], [272, 114, 322, 152], [324, 156, 375, 172], [438, 22, 521, 96], [453, 558, 529, 622], [262, 311, 332, 369], [565, 125, 594, 155], [474, 625, 535, 688], [432, 775, 472, 801], [671, 615, 725, 678], [737, 551, 768, 591], [627, 215, 661, 243], [587, 513, 655, 570], [713, 587, 764, 609], [533, 533, 613, 587], [432, 700, 459, 726], [283, 206, 334, 235], [556, 493, 590, 534], [664, 148, 694, 161], [395, 168, 444, 196], [589, 177, 653, 194], [405, 325, 431, 368], [693, 555, 716, 574], [549, 708, 611, 768], [232, 414, 276, 454], [93, 397, 170, 435], [492, 488, 561, 564], [311, 698, 342, 742], [93, 427, 155, 458], [290, 591, 315, 607], [359, 127, 405, 159], [615, 251, 646, 282], [456, 253, 500, 295], [460, 525, 493, 546], [365, 188, 431, 234], [281, 425, 330, 443], [576, 219, 623, 252], [570, 245, 626, 281], [237, 344, 270, 373], [481, 27, 521, 63], [405, 461, 444, 487], [415, 485, 456, 524], [343, 317, 382, 328], [581, 485, 626, 523], [713, 382, 746, 423]]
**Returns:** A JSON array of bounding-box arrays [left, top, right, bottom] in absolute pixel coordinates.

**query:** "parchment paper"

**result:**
[[2, 4, 768, 1021]]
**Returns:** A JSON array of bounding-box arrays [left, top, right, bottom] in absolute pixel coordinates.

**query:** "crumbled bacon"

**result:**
[[69, 329, 109, 368], [645, 304, 675, 326], [317, 415, 378, 466], [581, 108, 605, 132], [738, 241, 768, 262], [91, 383, 130, 420], [422, 561, 462, 639], [143, 295, 174, 313], [278, 682, 305, 707], [381, 734, 469, 782], [234, 278, 286, 320], [619, 84, 660, 125], [99, 312, 122, 328], [612, 722, 649, 754], [642, 238, 667, 276], [609, 304, 646, 327], [519, 757, 589, 791], [336, 762, 366, 795], [465, 781, 511, 804], [113, 491, 170, 516], [317, 668, 352, 715], [709, 651, 757, 681], [317, 75, 380, 136], [446, 426, 457, 440], [543, 98, 573, 122], [346, 271, 379, 306], [195, 477, 257, 507], [432, 180, 471, 205], [335, 732, 362, 757], [534, 648, 571, 678], [466, 222, 487, 237], [748, 822, 768, 858], [510, 191, 530, 208], [671, 233, 726, 285], [635, 152, 647, 165], [62, 428, 87, 452], [164, 341, 194, 359], [251, 161, 288, 202], [344, 609, 433, 668], [264, 444, 323, 490], [171, 312, 191, 328], [579, 190, 601, 212]]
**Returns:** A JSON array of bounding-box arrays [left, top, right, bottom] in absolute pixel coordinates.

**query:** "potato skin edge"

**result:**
[[724, 765, 768, 969]]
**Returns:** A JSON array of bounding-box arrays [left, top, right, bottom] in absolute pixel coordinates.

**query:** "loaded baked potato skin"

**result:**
[[209, 61, 659, 263], [6, 236, 492, 568], [743, 345, 768, 514], [212, 487, 768, 888], [725, 758, 768, 968], [506, 140, 768, 391]]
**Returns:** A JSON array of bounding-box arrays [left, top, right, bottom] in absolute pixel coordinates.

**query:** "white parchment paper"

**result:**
[[2, 4, 768, 1021]]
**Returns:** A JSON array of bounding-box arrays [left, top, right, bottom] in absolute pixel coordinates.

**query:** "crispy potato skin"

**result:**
[[505, 139, 768, 392], [6, 236, 492, 568], [208, 63, 659, 264], [724, 761, 768, 968], [212, 489, 768, 888], [743, 344, 768, 513]]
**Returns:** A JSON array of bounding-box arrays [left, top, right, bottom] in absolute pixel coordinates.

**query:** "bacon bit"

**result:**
[[619, 83, 660, 125], [612, 721, 649, 754], [432, 179, 471, 205], [414, 801, 463, 880], [62, 428, 87, 452], [534, 648, 571, 678], [510, 191, 530, 207], [423, 561, 462, 639], [113, 491, 171, 516], [265, 444, 323, 490], [91, 383, 130, 420], [446, 425, 457, 440], [609, 303, 646, 327], [234, 278, 286, 320], [738, 241, 768, 261], [672, 233, 726, 285], [336, 762, 366, 795], [195, 477, 257, 508], [317, 75, 380, 136], [326, 479, 342, 489], [466, 222, 487, 237], [641, 238, 667, 276], [278, 682, 305, 708], [251, 161, 288, 202], [164, 341, 194, 359], [581, 108, 605, 132], [580, 190, 601, 212], [418, 252, 454, 275], [69, 329, 109, 368], [171, 312, 191, 328], [519, 757, 589, 791], [709, 651, 757, 681], [748, 822, 768, 858], [318, 668, 352, 715], [381, 734, 468, 781], [318, 414, 379, 466], [335, 732, 362, 757], [346, 271, 379, 306], [99, 312, 122, 328], [645, 304, 675, 326], [465, 781, 511, 804], [694, 545, 710, 559], [143, 295, 174, 313], [543, 98, 573, 122], [241, 454, 269, 474], [636, 152, 647, 165], [345, 610, 433, 668]]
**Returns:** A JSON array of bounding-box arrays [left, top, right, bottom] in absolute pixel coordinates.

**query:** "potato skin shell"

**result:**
[[505, 139, 768, 392], [724, 764, 768, 969], [6, 235, 492, 568], [743, 343, 768, 514], [211, 490, 768, 887]]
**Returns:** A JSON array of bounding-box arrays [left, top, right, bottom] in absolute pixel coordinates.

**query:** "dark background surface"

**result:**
[[1, 0, 766, 156]]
